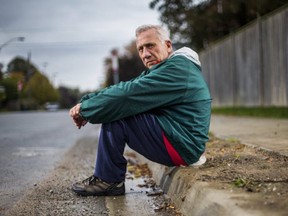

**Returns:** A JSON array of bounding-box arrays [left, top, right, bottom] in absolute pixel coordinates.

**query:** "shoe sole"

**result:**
[[72, 185, 125, 196]]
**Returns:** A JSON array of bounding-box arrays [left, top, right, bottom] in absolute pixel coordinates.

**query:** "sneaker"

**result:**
[[72, 175, 125, 196], [190, 154, 207, 167]]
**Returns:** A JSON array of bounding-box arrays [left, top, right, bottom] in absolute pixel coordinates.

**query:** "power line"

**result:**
[[0, 40, 127, 49]]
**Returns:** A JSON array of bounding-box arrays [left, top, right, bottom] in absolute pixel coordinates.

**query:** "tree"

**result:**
[[0, 63, 4, 80], [7, 56, 38, 81], [2, 56, 60, 110], [0, 77, 18, 102], [58, 86, 82, 109], [22, 71, 59, 106], [149, 0, 288, 50]]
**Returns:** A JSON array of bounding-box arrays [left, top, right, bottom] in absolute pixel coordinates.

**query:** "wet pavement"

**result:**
[[0, 111, 98, 215], [1, 111, 180, 216], [4, 136, 181, 216]]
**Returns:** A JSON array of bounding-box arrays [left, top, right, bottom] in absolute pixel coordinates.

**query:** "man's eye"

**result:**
[[147, 44, 154, 49]]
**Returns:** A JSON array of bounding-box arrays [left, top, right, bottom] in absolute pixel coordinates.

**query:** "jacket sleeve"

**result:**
[[79, 71, 147, 103], [80, 56, 198, 123], [80, 92, 99, 102]]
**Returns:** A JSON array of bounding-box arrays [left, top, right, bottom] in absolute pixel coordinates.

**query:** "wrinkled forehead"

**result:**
[[136, 29, 160, 47]]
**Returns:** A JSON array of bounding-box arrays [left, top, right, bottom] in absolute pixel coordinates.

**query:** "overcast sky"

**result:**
[[0, 0, 161, 91]]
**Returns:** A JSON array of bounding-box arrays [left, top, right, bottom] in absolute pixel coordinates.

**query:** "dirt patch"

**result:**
[[197, 135, 288, 212]]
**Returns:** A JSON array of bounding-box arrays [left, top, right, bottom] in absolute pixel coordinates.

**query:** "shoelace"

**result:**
[[82, 175, 98, 185]]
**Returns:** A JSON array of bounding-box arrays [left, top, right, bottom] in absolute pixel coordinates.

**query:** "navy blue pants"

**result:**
[[94, 113, 174, 183]]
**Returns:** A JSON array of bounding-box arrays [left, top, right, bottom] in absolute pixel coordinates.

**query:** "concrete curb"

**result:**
[[133, 152, 279, 216]]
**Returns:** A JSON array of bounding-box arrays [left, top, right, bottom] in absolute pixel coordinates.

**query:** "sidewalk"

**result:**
[[210, 115, 288, 156]]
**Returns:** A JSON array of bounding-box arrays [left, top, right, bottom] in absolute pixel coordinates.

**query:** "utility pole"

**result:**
[[111, 49, 119, 84]]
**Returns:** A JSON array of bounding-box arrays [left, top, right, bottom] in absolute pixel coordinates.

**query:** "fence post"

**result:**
[[258, 16, 265, 106]]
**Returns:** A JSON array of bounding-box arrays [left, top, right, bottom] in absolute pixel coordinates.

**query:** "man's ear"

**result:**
[[165, 40, 173, 54]]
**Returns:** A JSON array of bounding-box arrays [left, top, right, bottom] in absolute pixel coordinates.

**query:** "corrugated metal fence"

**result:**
[[199, 5, 288, 107]]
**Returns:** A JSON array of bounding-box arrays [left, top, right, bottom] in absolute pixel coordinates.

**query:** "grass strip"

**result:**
[[212, 106, 288, 119]]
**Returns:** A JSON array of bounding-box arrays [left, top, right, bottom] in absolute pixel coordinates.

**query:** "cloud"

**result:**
[[0, 0, 160, 91]]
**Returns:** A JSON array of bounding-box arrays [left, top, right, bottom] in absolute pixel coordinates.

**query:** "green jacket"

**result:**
[[80, 47, 212, 164]]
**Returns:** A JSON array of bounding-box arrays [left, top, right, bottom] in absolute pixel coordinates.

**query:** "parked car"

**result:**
[[45, 102, 59, 111]]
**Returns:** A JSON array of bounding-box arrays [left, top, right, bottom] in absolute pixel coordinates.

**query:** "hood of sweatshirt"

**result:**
[[169, 47, 201, 67]]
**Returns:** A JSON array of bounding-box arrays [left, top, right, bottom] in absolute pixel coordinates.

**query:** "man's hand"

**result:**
[[69, 103, 87, 129]]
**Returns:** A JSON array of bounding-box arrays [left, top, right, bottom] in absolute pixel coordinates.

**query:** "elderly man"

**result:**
[[69, 24, 211, 196]]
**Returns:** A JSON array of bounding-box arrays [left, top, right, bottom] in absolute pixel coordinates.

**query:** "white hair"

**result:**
[[135, 25, 170, 42]]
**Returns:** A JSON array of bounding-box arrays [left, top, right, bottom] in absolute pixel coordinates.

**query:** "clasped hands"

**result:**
[[69, 103, 87, 129]]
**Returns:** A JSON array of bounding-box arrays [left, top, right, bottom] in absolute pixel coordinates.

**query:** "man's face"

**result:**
[[136, 29, 173, 68]]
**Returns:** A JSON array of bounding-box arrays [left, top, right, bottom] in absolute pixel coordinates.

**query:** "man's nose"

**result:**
[[142, 47, 151, 58]]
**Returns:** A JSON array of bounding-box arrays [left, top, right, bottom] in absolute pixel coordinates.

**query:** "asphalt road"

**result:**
[[0, 110, 98, 213], [1, 111, 179, 216]]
